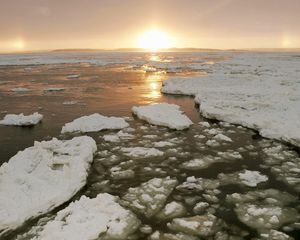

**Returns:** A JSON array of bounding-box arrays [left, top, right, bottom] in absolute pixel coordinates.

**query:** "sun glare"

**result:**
[[138, 29, 173, 51]]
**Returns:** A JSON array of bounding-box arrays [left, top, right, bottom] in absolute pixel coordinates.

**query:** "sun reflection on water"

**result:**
[[143, 72, 166, 101]]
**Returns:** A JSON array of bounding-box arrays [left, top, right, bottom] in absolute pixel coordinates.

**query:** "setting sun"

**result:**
[[138, 29, 173, 51]]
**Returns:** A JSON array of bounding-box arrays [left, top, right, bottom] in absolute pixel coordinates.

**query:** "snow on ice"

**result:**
[[0, 112, 43, 126], [34, 193, 140, 240], [61, 113, 129, 133], [132, 103, 193, 130], [0, 136, 96, 235]]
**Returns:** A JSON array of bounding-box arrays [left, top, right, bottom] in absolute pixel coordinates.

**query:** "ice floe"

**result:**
[[0, 112, 43, 126], [122, 177, 177, 217], [227, 189, 299, 232], [61, 113, 129, 133], [0, 136, 97, 235], [132, 103, 193, 130], [121, 147, 164, 158], [11, 87, 31, 92], [218, 170, 268, 187], [161, 53, 300, 147], [34, 193, 140, 240], [167, 214, 219, 237]]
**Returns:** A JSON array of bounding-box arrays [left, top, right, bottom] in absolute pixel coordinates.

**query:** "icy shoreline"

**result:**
[[161, 53, 300, 147]]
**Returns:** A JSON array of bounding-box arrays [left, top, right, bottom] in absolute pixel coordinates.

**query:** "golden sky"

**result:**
[[0, 0, 299, 52]]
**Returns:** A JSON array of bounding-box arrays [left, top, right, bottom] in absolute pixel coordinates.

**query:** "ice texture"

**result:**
[[122, 177, 178, 217], [121, 147, 164, 158], [0, 136, 97, 236], [168, 214, 219, 237], [61, 113, 129, 133], [161, 53, 300, 147], [132, 103, 193, 130], [0, 112, 43, 126], [34, 193, 140, 240]]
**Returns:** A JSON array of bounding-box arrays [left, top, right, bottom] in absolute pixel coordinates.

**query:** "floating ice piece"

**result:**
[[132, 103, 193, 130], [213, 133, 232, 142], [61, 113, 129, 133], [0, 136, 97, 236], [168, 214, 218, 237], [238, 170, 268, 187], [153, 141, 175, 148], [181, 156, 217, 170], [0, 112, 43, 126], [156, 201, 186, 220], [11, 87, 31, 92], [34, 193, 140, 240], [44, 87, 65, 92], [227, 189, 299, 232], [218, 170, 268, 187], [121, 147, 164, 158], [67, 74, 80, 79], [176, 176, 220, 192], [122, 177, 177, 217], [62, 100, 78, 105], [260, 230, 294, 240]]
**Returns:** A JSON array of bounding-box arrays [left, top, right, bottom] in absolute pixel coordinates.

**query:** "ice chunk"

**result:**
[[121, 147, 164, 158], [213, 133, 232, 142], [132, 103, 193, 130], [238, 170, 268, 187], [34, 193, 140, 240], [122, 177, 177, 217], [218, 170, 268, 187], [67, 74, 80, 79], [227, 189, 299, 232], [0, 136, 97, 236], [156, 201, 186, 220], [61, 113, 129, 133], [167, 214, 219, 237], [0, 112, 43, 126], [11, 87, 31, 92], [176, 176, 220, 192]]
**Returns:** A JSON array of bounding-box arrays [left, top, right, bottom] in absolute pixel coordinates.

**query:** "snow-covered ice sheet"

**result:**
[[162, 52, 300, 147], [61, 113, 129, 133], [0, 136, 97, 235], [132, 103, 193, 130], [34, 193, 140, 240], [0, 112, 43, 126]]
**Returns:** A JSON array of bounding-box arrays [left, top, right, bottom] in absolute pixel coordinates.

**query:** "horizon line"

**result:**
[[1, 47, 300, 54]]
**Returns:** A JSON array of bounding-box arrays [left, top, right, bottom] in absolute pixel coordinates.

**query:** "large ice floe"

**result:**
[[61, 113, 129, 133], [33, 193, 140, 240], [0, 112, 43, 126], [161, 53, 300, 147], [0, 136, 97, 236], [132, 103, 193, 130], [226, 189, 299, 233]]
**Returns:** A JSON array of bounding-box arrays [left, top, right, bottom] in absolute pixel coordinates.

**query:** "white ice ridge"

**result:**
[[0, 136, 97, 236], [34, 194, 140, 240], [161, 53, 300, 147], [132, 103, 193, 130], [61, 113, 129, 133], [0, 112, 43, 126]]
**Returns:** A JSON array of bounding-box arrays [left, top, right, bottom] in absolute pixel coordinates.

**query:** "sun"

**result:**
[[138, 29, 173, 51]]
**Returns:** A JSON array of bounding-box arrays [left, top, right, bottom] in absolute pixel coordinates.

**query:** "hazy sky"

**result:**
[[0, 0, 299, 52]]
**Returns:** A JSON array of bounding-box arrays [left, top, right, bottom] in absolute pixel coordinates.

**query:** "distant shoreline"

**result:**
[[1, 47, 300, 54]]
